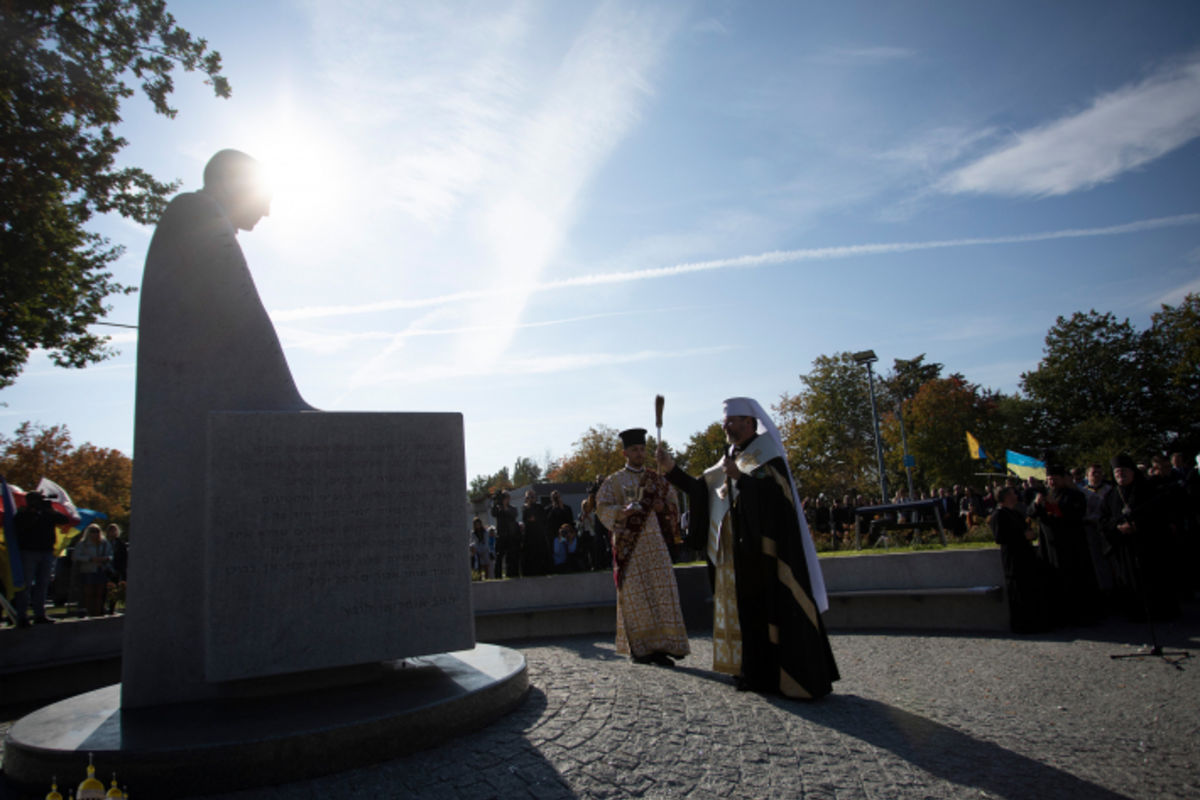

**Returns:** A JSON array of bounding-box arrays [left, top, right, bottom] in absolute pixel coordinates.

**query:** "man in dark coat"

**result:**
[[13, 491, 73, 627], [492, 491, 521, 579], [520, 490, 552, 577], [659, 397, 838, 699], [990, 486, 1051, 632], [547, 491, 575, 546], [1032, 463, 1100, 625], [1100, 453, 1179, 620]]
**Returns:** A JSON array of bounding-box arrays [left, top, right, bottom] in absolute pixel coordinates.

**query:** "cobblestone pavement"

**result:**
[[6, 611, 1199, 799], [191, 610, 1198, 800]]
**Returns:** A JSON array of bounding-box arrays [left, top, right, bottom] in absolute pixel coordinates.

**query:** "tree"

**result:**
[[468, 466, 511, 503], [881, 354, 943, 407], [1143, 293, 1200, 450], [546, 425, 627, 483], [1020, 310, 1149, 454], [511, 456, 542, 487], [1016, 305, 1200, 463], [675, 421, 725, 474], [1, 0, 230, 388], [0, 421, 132, 524], [0, 422, 74, 488], [882, 376, 993, 491], [775, 353, 879, 500]]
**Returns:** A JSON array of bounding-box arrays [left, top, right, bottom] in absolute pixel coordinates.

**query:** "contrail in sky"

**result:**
[[270, 212, 1200, 322]]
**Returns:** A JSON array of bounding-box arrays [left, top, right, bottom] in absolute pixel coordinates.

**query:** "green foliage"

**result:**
[[546, 424, 626, 483], [0, 0, 229, 388], [511, 456, 542, 487], [675, 421, 725, 473], [775, 352, 879, 499], [1020, 310, 1148, 451], [881, 354, 943, 405], [471, 294, 1200, 504], [883, 376, 987, 491], [1143, 294, 1200, 448], [977, 392, 1040, 459], [468, 465, 512, 503], [1019, 296, 1200, 462]]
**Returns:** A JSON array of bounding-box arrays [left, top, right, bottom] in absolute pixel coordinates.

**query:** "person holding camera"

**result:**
[[12, 490, 74, 627]]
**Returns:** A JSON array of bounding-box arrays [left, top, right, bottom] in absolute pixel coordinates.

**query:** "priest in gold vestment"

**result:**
[[660, 398, 838, 698], [596, 428, 690, 666]]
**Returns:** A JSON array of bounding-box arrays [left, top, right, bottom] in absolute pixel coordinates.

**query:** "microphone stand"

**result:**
[[1110, 534, 1190, 668]]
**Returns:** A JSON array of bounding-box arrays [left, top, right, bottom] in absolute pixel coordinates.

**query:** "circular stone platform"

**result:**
[[3, 644, 526, 798]]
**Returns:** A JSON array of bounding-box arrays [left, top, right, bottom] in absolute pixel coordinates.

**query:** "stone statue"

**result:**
[[124, 150, 312, 707], [124, 150, 471, 710]]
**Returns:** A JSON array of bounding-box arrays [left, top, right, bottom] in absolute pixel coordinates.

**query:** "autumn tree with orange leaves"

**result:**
[[0, 422, 131, 525]]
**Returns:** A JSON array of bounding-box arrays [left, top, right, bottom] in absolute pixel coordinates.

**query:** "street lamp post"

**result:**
[[896, 401, 916, 501], [852, 350, 889, 504]]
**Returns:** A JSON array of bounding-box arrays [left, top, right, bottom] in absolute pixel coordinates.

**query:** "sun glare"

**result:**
[[233, 115, 352, 243]]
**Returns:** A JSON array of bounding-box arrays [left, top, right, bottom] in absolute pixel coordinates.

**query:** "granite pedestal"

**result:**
[[4, 644, 526, 798]]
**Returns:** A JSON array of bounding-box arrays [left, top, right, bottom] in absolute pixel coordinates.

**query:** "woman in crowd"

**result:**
[[73, 524, 113, 617]]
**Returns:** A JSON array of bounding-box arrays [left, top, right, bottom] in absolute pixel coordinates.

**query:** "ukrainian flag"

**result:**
[[1006, 450, 1046, 481], [966, 432, 1003, 470], [966, 431, 987, 460]]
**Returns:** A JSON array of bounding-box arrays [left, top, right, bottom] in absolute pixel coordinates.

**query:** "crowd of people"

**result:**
[[7, 490, 129, 628], [471, 399, 840, 699], [794, 451, 1199, 633], [471, 487, 615, 580], [802, 483, 1020, 548], [991, 452, 1198, 633]]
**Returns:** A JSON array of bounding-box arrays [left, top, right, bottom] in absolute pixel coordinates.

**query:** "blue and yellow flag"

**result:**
[[966, 431, 986, 459], [1005, 450, 1046, 481], [966, 432, 1003, 469]]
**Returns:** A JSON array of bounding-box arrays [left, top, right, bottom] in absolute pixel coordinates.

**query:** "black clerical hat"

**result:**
[[1110, 453, 1137, 470], [619, 428, 647, 448]]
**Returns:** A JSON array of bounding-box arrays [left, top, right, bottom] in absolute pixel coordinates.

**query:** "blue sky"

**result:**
[[5, 0, 1199, 483]]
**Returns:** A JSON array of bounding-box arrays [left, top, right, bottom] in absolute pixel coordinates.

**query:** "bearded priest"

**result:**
[[659, 398, 839, 699]]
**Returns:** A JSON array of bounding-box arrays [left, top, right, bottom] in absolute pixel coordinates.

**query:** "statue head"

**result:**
[[203, 149, 272, 231]]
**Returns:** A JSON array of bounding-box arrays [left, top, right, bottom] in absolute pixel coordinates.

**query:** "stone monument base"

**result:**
[[3, 645, 526, 798]]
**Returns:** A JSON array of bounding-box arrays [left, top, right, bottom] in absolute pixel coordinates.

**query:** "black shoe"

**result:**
[[32, 616, 57, 625], [16, 618, 31, 629], [632, 654, 656, 665], [650, 652, 676, 667], [732, 675, 751, 692]]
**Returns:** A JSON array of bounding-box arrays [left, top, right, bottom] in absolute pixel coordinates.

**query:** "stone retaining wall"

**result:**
[[2, 548, 1007, 701]]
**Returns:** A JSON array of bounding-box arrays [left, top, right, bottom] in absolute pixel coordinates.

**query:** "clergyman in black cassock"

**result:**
[[660, 397, 839, 699], [1100, 454, 1180, 621], [1032, 464, 1101, 625]]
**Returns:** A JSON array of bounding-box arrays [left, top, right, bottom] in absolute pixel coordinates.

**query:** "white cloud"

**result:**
[[363, 345, 736, 385], [276, 308, 666, 353], [301, 1, 682, 373], [809, 46, 916, 66], [271, 213, 1200, 320], [1151, 275, 1200, 308], [879, 126, 1000, 175], [940, 54, 1200, 197]]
